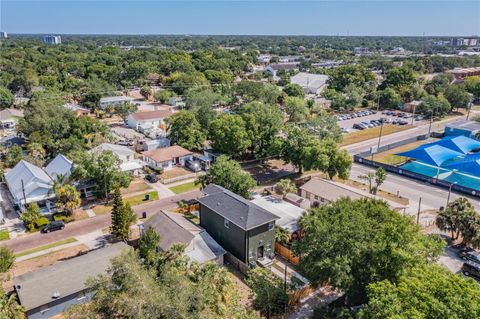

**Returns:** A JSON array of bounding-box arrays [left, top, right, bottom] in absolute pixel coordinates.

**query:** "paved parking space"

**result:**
[[336, 111, 427, 132]]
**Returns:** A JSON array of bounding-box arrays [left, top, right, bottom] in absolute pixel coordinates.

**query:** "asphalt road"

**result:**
[[0, 190, 203, 253]]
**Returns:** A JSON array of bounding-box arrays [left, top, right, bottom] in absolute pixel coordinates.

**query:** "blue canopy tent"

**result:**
[[443, 153, 480, 177], [415, 136, 480, 155], [396, 145, 463, 179]]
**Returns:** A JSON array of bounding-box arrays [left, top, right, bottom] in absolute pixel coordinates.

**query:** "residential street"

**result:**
[[0, 190, 202, 253]]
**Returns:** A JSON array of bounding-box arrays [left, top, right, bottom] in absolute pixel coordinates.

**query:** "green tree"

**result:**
[[239, 102, 284, 158], [0, 247, 15, 273], [19, 203, 42, 232], [114, 101, 137, 122], [195, 103, 218, 135], [378, 88, 402, 109], [380, 67, 416, 93], [165, 71, 209, 95], [196, 155, 256, 199], [110, 188, 137, 241], [444, 85, 470, 110], [465, 76, 480, 98], [5, 145, 24, 168], [284, 96, 309, 123], [418, 95, 452, 117], [424, 73, 454, 95], [0, 288, 25, 319], [275, 226, 290, 245], [154, 89, 174, 104], [293, 198, 444, 305], [138, 226, 161, 265], [0, 87, 14, 109], [358, 167, 387, 195], [304, 113, 343, 143], [283, 83, 305, 98], [275, 179, 297, 196], [436, 197, 480, 247], [323, 140, 352, 180], [55, 184, 81, 213], [209, 114, 251, 157], [246, 267, 289, 318], [327, 64, 376, 93], [166, 110, 206, 151], [184, 87, 223, 110], [72, 150, 132, 198], [358, 264, 480, 319], [235, 81, 280, 104], [139, 86, 152, 100]]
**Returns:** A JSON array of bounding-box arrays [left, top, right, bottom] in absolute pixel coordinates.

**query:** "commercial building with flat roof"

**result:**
[[42, 35, 61, 45]]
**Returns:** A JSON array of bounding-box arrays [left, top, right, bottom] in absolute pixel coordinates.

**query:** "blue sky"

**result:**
[[1, 1, 479, 36]]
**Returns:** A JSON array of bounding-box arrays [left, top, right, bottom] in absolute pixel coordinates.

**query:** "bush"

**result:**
[[35, 217, 49, 228], [53, 212, 73, 223], [0, 229, 9, 241]]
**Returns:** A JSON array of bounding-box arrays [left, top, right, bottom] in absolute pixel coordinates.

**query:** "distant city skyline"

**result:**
[[1, 1, 479, 37]]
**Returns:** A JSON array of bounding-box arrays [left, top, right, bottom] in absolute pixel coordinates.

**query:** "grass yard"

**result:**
[[92, 191, 159, 215], [341, 124, 414, 146], [15, 237, 78, 258], [121, 179, 153, 195], [169, 181, 200, 194], [0, 229, 10, 241]]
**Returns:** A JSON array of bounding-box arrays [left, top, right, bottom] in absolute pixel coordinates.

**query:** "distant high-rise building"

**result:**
[[42, 35, 62, 45], [0, 32, 7, 39], [451, 37, 479, 47]]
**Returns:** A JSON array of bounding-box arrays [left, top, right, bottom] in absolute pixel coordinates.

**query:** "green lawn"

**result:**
[[15, 237, 77, 258], [0, 229, 10, 241], [92, 191, 159, 215], [169, 182, 200, 194]]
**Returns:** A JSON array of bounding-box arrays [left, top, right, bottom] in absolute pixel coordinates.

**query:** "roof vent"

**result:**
[[52, 291, 61, 299]]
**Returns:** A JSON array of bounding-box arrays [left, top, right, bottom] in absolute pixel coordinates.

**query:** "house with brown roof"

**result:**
[[127, 109, 173, 131], [142, 145, 193, 171]]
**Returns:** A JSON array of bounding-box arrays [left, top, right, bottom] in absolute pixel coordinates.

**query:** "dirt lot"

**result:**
[[243, 159, 297, 185], [225, 264, 254, 307], [160, 167, 195, 180], [2, 244, 90, 292]]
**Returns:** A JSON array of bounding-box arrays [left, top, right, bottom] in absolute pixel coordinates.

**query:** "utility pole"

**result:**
[[466, 102, 472, 120], [447, 182, 457, 206], [377, 121, 384, 150], [417, 197, 422, 225]]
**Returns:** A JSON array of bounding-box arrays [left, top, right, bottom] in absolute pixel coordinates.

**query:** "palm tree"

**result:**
[[275, 226, 290, 245]]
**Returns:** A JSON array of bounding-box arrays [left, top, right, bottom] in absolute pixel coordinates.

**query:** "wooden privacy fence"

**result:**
[[275, 243, 300, 265]]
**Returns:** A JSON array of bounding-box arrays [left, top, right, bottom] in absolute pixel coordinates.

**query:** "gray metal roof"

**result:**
[[144, 211, 195, 251], [198, 184, 279, 231], [14, 242, 129, 312]]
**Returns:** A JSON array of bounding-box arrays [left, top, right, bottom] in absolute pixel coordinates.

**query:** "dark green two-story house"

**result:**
[[198, 184, 279, 267]]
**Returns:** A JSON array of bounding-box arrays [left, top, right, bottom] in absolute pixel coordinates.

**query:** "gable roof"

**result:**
[[5, 160, 53, 203], [0, 108, 24, 121], [144, 211, 195, 251], [396, 144, 463, 167], [92, 143, 134, 157], [14, 243, 129, 312], [130, 109, 173, 121], [142, 145, 192, 162], [44, 154, 73, 181], [198, 184, 279, 231]]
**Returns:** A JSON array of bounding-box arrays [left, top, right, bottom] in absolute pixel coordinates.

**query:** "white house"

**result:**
[[98, 96, 133, 109], [290, 72, 329, 95], [5, 154, 73, 212], [142, 145, 193, 171], [91, 143, 143, 174], [127, 109, 173, 132], [264, 63, 299, 78], [0, 108, 24, 129]]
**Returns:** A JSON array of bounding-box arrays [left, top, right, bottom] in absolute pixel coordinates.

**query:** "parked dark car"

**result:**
[[42, 221, 65, 233], [460, 250, 480, 264], [145, 174, 158, 183], [185, 159, 202, 172], [462, 262, 480, 279], [353, 123, 366, 130]]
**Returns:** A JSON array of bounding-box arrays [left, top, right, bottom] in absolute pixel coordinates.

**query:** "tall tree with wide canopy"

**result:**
[[293, 198, 444, 305], [209, 113, 251, 157], [166, 110, 206, 151], [196, 155, 256, 199]]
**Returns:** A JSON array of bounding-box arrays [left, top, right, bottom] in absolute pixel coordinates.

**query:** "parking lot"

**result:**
[[335, 110, 427, 132]]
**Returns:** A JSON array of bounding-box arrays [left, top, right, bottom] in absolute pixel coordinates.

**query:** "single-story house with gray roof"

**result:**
[[14, 242, 129, 319], [143, 210, 225, 265]]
